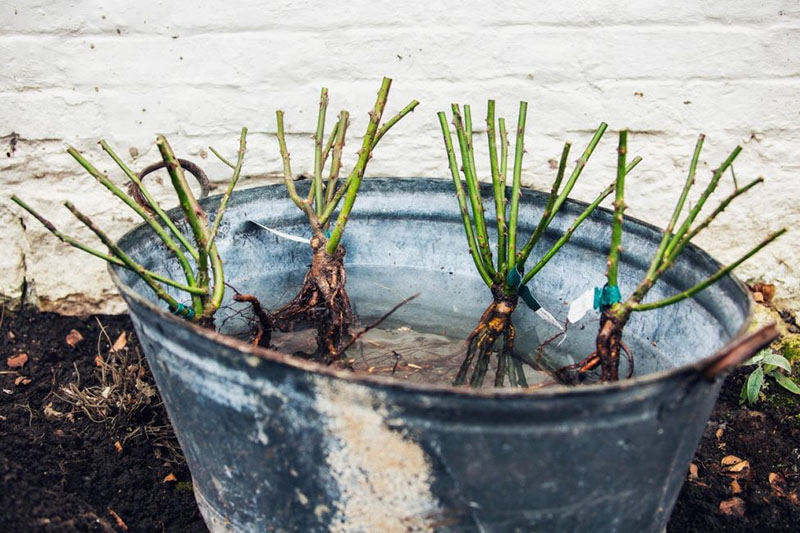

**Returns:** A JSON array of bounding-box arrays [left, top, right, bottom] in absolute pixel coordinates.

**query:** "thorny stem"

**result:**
[[99, 141, 200, 261], [325, 77, 392, 255], [678, 177, 763, 249], [644, 134, 704, 280], [663, 145, 743, 259], [276, 110, 323, 235], [523, 181, 616, 283], [451, 104, 495, 277], [68, 145, 203, 312], [207, 127, 248, 249], [325, 110, 349, 208], [632, 229, 786, 312], [321, 118, 340, 173], [606, 130, 628, 288], [9, 195, 206, 295], [520, 156, 642, 285], [63, 201, 186, 312], [313, 87, 329, 215], [544, 123, 608, 228], [208, 146, 236, 169], [506, 101, 528, 275], [438, 111, 493, 286], [372, 99, 420, 148], [486, 100, 507, 273], [156, 136, 224, 316], [516, 142, 570, 270]]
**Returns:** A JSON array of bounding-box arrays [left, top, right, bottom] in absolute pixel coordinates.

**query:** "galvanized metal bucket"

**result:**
[[111, 178, 760, 532]]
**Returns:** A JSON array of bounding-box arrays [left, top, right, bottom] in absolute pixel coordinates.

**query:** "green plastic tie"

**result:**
[[506, 267, 542, 312]]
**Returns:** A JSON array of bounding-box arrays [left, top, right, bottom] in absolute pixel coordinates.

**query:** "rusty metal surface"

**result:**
[[111, 178, 753, 532]]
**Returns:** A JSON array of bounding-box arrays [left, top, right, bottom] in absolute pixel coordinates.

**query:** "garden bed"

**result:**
[[1, 308, 797, 532]]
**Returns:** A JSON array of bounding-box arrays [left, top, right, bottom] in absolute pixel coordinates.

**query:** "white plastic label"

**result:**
[[249, 221, 310, 244], [568, 287, 596, 324], [536, 307, 564, 331]]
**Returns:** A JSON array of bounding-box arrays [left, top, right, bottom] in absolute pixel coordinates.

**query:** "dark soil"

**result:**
[[1, 309, 797, 531], [0, 310, 207, 533]]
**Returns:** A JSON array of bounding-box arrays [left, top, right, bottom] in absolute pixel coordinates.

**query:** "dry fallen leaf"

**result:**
[[112, 332, 127, 352], [65, 329, 84, 347], [688, 463, 699, 482], [163, 473, 177, 483], [6, 353, 28, 369], [719, 497, 746, 517], [727, 460, 750, 473], [108, 509, 128, 531], [113, 441, 123, 454], [751, 282, 776, 304], [730, 480, 742, 494], [13, 376, 31, 386], [94, 354, 104, 367], [721, 455, 743, 466], [753, 292, 764, 303], [715, 427, 724, 440]]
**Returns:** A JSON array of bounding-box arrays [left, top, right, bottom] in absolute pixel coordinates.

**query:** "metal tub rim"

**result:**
[[109, 177, 754, 400]]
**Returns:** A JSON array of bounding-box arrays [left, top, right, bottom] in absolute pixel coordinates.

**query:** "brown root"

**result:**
[[273, 237, 354, 362], [555, 310, 633, 383], [232, 293, 273, 348], [595, 309, 627, 381], [454, 287, 518, 388]]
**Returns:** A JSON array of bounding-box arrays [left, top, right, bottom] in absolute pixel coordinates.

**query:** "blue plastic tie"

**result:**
[[170, 302, 195, 319], [593, 284, 621, 310]]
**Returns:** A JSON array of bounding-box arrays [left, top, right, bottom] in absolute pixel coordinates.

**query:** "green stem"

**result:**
[[678, 177, 764, 249], [10, 195, 206, 295], [208, 146, 236, 169], [325, 77, 391, 254], [506, 101, 528, 273], [313, 87, 329, 215], [663, 145, 742, 259], [156, 136, 217, 317], [276, 110, 323, 234], [99, 140, 200, 261], [516, 142, 570, 269], [437, 112, 493, 286], [325, 110, 350, 208], [607, 130, 628, 287], [486, 100, 507, 274], [372, 100, 420, 148], [520, 155, 642, 284], [544, 123, 608, 228], [522, 181, 616, 284], [69, 145, 200, 313], [451, 104, 495, 276], [63, 201, 187, 313], [632, 229, 786, 312], [321, 118, 339, 172], [207, 127, 247, 250], [643, 134, 705, 281]]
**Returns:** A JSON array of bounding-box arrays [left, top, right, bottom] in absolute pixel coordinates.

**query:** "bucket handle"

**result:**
[[698, 323, 780, 381], [129, 158, 212, 212]]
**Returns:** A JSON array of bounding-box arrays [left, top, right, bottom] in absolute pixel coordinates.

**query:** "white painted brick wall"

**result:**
[[2, 1, 799, 315]]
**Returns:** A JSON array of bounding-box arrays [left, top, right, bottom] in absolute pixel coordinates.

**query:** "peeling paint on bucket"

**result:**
[[314, 379, 440, 532]]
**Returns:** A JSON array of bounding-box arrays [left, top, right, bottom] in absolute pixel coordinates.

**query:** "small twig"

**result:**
[[339, 293, 420, 354], [207, 127, 248, 249], [208, 145, 236, 169]]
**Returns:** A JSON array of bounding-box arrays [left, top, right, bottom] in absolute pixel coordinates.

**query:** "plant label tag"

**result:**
[[536, 307, 564, 331], [568, 287, 596, 324], [249, 221, 310, 244]]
